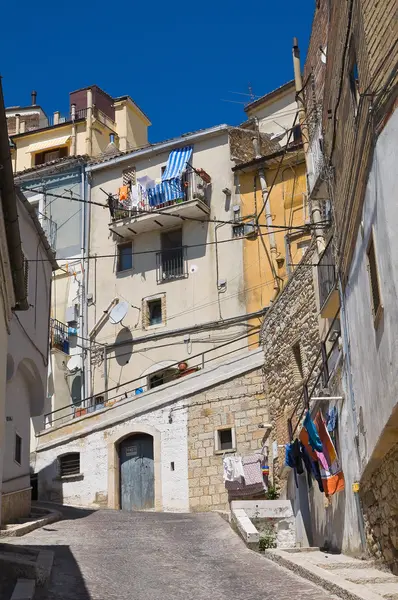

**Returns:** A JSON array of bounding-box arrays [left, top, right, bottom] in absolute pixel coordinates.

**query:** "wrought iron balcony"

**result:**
[[50, 318, 69, 354], [318, 239, 340, 318], [108, 170, 210, 237], [156, 247, 188, 283]]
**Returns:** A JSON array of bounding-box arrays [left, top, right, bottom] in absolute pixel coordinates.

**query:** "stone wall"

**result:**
[[187, 367, 269, 512], [361, 442, 398, 574], [260, 244, 320, 482], [1, 488, 31, 525]]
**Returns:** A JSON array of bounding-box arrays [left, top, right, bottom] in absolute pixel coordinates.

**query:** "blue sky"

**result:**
[[1, 1, 314, 143]]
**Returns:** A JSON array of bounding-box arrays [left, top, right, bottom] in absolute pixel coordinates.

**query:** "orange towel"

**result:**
[[314, 411, 345, 496]]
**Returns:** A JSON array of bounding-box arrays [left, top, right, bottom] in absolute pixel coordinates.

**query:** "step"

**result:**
[[10, 579, 35, 600]]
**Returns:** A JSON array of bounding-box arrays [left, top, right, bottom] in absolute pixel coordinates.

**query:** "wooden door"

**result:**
[[120, 434, 154, 511]]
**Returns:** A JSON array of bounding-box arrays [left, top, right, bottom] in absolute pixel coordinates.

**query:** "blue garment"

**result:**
[[285, 444, 295, 469], [303, 411, 323, 452], [327, 406, 337, 432]]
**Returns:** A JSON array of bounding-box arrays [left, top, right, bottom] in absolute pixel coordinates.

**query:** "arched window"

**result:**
[[59, 453, 80, 477]]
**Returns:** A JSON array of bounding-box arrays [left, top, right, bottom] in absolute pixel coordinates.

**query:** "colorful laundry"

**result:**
[[303, 411, 323, 452], [314, 411, 345, 496], [225, 454, 266, 497]]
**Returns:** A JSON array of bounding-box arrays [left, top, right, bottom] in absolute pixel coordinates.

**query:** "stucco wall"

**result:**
[[343, 108, 398, 473], [36, 399, 189, 512], [246, 90, 297, 146], [87, 131, 248, 401]]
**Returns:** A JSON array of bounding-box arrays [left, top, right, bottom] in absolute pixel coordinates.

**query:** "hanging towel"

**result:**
[[285, 444, 295, 469], [304, 411, 323, 452], [223, 456, 234, 482], [314, 411, 345, 496], [300, 442, 313, 488], [225, 454, 266, 497], [231, 456, 244, 481], [300, 429, 325, 493]]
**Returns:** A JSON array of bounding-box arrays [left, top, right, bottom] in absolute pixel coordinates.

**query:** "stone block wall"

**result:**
[[187, 367, 269, 512], [261, 244, 320, 483], [1, 488, 31, 525], [361, 442, 398, 574]]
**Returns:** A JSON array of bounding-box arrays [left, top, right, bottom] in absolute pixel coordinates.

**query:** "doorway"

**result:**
[[119, 434, 154, 511]]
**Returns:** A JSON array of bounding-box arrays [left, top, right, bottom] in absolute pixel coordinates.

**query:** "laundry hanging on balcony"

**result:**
[[148, 146, 193, 207]]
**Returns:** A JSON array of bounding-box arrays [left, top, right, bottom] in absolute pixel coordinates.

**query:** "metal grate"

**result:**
[[59, 453, 80, 477], [156, 247, 188, 283]]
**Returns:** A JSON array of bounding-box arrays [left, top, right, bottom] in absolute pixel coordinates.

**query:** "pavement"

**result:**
[[266, 548, 398, 600], [3, 506, 338, 600]]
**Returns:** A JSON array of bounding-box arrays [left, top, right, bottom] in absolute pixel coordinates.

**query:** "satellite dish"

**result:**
[[109, 301, 128, 324], [67, 355, 82, 372]]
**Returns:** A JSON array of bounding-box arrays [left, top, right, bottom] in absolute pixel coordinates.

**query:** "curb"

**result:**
[[0, 509, 61, 538], [10, 578, 35, 600], [263, 549, 386, 600]]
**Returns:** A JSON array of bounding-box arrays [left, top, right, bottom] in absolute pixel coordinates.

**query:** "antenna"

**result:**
[[109, 301, 129, 325]]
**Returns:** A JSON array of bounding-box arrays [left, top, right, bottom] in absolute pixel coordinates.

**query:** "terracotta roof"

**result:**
[[244, 80, 295, 113], [15, 155, 88, 178]]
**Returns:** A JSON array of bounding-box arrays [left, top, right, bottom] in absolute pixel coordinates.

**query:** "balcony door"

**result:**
[[160, 229, 184, 281]]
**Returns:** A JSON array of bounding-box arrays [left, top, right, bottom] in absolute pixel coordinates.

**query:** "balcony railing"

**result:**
[[318, 239, 338, 313], [50, 318, 69, 354], [109, 169, 209, 222], [41, 215, 57, 251], [156, 247, 188, 283]]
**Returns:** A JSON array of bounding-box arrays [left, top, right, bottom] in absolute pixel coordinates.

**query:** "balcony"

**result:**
[[50, 319, 69, 354], [156, 247, 188, 283], [318, 239, 340, 318], [108, 170, 210, 238]]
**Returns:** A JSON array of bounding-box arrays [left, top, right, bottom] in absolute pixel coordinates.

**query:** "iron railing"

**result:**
[[50, 319, 69, 354], [43, 324, 264, 429], [41, 215, 57, 251], [156, 246, 188, 283], [318, 239, 337, 311], [288, 310, 341, 440], [108, 170, 209, 222]]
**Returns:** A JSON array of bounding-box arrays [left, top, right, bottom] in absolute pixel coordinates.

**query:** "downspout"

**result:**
[[83, 168, 91, 401], [252, 136, 280, 302], [0, 79, 28, 310], [292, 37, 325, 255], [85, 88, 93, 156], [71, 103, 77, 155], [80, 166, 86, 404]]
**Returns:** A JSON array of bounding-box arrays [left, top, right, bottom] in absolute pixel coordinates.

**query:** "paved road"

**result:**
[[15, 507, 336, 600]]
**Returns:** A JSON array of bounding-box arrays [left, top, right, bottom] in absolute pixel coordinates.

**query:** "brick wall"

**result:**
[[187, 367, 269, 512], [260, 245, 320, 483], [361, 442, 398, 574]]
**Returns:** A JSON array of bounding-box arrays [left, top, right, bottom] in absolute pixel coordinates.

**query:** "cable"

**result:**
[[23, 187, 107, 209]]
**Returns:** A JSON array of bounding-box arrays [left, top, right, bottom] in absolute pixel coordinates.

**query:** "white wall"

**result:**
[[343, 108, 398, 472], [36, 399, 189, 512], [87, 131, 247, 401], [247, 90, 297, 146]]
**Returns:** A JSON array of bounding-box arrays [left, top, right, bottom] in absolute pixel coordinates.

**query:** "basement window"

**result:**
[[59, 453, 80, 477], [215, 427, 236, 454], [366, 232, 383, 326]]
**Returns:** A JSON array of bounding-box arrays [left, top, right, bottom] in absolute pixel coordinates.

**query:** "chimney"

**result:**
[[31, 90, 37, 106], [53, 111, 60, 125], [71, 103, 76, 120], [15, 113, 20, 135], [20, 121, 26, 133]]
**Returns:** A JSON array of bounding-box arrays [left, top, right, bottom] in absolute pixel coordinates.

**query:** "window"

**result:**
[[59, 453, 80, 477], [14, 433, 22, 465], [292, 341, 304, 382], [367, 233, 382, 324], [117, 242, 133, 272], [297, 239, 311, 257], [349, 51, 360, 114], [148, 368, 176, 390], [34, 146, 68, 166], [148, 299, 162, 325], [215, 427, 236, 453]]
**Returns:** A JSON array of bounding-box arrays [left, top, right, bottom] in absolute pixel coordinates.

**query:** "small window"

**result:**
[[367, 233, 382, 323], [117, 242, 133, 272], [34, 146, 68, 166], [14, 433, 22, 465], [148, 299, 162, 326], [148, 368, 175, 390], [292, 341, 304, 382], [215, 427, 236, 453], [59, 453, 80, 477]]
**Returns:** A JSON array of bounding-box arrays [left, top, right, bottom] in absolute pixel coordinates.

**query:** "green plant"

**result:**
[[259, 532, 277, 551], [265, 485, 279, 500]]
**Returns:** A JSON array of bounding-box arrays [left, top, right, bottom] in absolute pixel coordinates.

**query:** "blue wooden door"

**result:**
[[120, 434, 154, 511]]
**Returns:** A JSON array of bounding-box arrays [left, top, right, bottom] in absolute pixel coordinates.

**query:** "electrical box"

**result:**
[[65, 304, 79, 324]]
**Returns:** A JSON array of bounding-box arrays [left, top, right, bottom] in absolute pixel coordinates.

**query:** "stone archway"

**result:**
[[107, 423, 162, 511]]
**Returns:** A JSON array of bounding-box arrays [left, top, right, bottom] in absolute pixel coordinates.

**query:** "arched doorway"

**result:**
[[119, 434, 154, 511]]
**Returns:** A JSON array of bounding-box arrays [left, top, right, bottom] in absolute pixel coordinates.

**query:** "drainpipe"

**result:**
[[83, 169, 91, 401], [292, 37, 325, 254], [85, 88, 93, 156], [71, 104, 77, 155], [252, 136, 280, 301]]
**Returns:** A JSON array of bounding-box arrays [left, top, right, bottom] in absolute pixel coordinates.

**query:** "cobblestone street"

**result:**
[[13, 507, 337, 600]]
